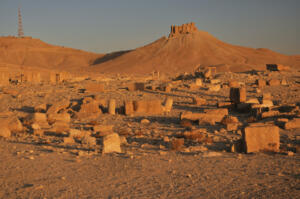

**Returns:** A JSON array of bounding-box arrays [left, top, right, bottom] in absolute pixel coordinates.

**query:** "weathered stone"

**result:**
[[47, 113, 70, 124], [230, 87, 246, 104], [246, 98, 260, 104], [34, 104, 47, 113], [208, 84, 221, 92], [284, 118, 300, 130], [163, 97, 173, 112], [93, 125, 113, 133], [102, 133, 121, 153], [281, 79, 288, 85], [243, 125, 280, 153], [181, 110, 228, 125], [192, 97, 206, 106], [204, 108, 228, 116], [84, 83, 105, 93], [108, 99, 116, 115], [195, 78, 202, 86], [0, 116, 23, 133], [81, 135, 96, 146], [261, 99, 273, 107], [266, 64, 290, 71], [226, 123, 238, 131], [141, 119, 150, 124], [128, 82, 144, 91], [124, 101, 134, 115], [69, 129, 85, 139], [256, 79, 266, 88], [221, 115, 238, 125], [210, 79, 221, 84], [171, 138, 185, 151], [188, 83, 200, 90], [217, 101, 232, 108], [229, 80, 239, 88], [133, 100, 163, 115], [47, 100, 70, 115], [261, 110, 279, 118], [77, 100, 102, 118], [0, 127, 11, 138], [263, 93, 272, 100], [268, 79, 281, 86], [64, 137, 75, 144]]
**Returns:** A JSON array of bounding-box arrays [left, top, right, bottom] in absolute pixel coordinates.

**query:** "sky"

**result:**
[[0, 0, 299, 55]]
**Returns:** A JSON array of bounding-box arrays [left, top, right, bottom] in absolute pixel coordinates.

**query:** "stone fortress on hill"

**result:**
[[169, 22, 198, 38]]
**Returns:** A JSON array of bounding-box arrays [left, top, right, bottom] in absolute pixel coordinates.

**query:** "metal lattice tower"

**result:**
[[18, 6, 24, 37]]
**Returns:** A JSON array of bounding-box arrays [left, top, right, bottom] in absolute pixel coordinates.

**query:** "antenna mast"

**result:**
[[18, 6, 24, 37]]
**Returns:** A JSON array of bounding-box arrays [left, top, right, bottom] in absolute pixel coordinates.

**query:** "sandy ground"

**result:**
[[0, 140, 299, 199]]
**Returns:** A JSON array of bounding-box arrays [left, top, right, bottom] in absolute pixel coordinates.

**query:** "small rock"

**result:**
[[141, 119, 150, 124]]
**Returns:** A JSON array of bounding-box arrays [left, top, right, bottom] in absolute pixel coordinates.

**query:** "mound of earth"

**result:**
[[91, 23, 300, 74], [0, 36, 101, 72]]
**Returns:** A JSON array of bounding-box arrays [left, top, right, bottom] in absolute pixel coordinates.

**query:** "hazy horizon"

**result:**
[[0, 0, 299, 55]]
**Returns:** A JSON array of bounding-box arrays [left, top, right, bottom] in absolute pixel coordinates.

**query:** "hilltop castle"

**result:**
[[169, 22, 198, 38]]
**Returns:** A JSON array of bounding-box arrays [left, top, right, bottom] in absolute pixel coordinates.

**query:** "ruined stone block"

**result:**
[[124, 101, 134, 115], [102, 133, 121, 153], [81, 135, 96, 146], [108, 99, 116, 115], [192, 97, 206, 106], [261, 110, 279, 118], [163, 97, 173, 112], [266, 64, 290, 71], [47, 100, 70, 115], [0, 127, 11, 138], [243, 125, 279, 153], [64, 137, 75, 144], [208, 84, 221, 92], [0, 116, 23, 133], [229, 80, 239, 88], [268, 79, 280, 86], [34, 104, 47, 113], [188, 83, 199, 90], [93, 125, 113, 134], [84, 83, 105, 93], [195, 78, 202, 86], [284, 118, 300, 130], [180, 110, 227, 125], [262, 92, 271, 99], [79, 101, 101, 114], [133, 100, 163, 115], [226, 123, 238, 131], [47, 113, 70, 124], [256, 79, 266, 88], [230, 87, 246, 104], [210, 79, 221, 84], [128, 82, 144, 91]]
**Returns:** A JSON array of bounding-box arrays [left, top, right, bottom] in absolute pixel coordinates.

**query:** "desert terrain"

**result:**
[[0, 23, 300, 198]]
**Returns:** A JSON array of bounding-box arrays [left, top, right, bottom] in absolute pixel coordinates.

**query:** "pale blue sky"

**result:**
[[0, 0, 299, 55]]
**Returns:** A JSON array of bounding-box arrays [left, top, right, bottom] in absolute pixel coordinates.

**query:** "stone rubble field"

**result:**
[[0, 65, 300, 198]]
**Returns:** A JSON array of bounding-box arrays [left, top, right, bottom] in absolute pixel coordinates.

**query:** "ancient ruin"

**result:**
[[169, 22, 198, 38]]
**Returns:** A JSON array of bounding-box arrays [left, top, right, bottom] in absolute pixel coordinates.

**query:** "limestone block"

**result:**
[[243, 125, 279, 153]]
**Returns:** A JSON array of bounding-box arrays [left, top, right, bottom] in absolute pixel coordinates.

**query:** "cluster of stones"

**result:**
[[169, 22, 198, 38], [0, 63, 299, 156], [0, 70, 71, 85]]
